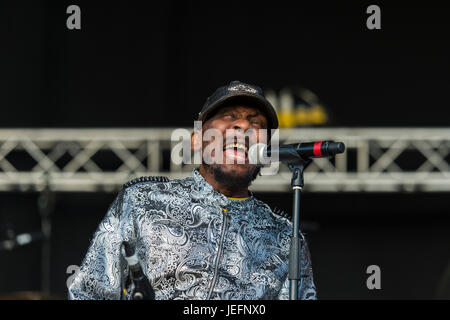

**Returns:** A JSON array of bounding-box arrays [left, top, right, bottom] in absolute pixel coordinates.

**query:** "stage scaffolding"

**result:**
[[0, 128, 449, 193]]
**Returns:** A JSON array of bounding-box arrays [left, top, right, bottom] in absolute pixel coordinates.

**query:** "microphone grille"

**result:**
[[336, 142, 345, 154], [248, 143, 268, 165]]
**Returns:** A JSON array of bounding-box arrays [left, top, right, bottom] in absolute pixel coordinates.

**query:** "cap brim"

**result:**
[[198, 92, 279, 130]]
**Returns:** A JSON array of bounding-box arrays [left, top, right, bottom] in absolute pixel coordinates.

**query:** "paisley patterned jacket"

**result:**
[[68, 169, 317, 300]]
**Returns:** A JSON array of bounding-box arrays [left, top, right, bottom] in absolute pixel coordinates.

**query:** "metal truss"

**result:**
[[0, 128, 449, 192]]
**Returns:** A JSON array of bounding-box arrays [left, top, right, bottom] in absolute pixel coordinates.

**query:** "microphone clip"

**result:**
[[288, 159, 312, 188]]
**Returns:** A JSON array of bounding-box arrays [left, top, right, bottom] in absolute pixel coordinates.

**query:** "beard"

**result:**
[[203, 163, 261, 194]]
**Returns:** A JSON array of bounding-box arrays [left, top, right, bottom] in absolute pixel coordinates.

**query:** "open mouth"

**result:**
[[223, 142, 248, 163]]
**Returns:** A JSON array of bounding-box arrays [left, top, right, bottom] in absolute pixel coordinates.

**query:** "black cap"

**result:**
[[198, 81, 279, 130]]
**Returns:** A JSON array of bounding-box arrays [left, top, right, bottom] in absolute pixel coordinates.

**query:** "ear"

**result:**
[[191, 130, 202, 152]]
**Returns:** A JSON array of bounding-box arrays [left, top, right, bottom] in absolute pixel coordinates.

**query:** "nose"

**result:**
[[231, 118, 251, 132], [228, 119, 259, 147]]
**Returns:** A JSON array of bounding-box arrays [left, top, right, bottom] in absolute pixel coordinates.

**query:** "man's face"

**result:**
[[199, 104, 269, 182]]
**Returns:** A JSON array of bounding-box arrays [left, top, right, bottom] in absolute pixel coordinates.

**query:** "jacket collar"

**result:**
[[190, 168, 256, 211]]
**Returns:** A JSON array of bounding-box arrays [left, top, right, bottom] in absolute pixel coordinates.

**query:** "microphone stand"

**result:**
[[252, 140, 345, 299], [38, 182, 55, 295], [121, 241, 155, 300], [286, 158, 311, 300]]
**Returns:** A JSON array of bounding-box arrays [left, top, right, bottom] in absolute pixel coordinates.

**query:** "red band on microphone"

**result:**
[[313, 141, 323, 157]]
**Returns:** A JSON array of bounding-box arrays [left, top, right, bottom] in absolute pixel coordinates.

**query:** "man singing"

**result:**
[[68, 81, 317, 300]]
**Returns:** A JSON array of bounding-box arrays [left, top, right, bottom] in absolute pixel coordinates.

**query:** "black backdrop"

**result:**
[[2, 1, 450, 127], [1, 1, 450, 299]]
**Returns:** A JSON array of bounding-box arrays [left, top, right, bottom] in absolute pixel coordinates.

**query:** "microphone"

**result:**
[[121, 241, 155, 300], [249, 141, 345, 165]]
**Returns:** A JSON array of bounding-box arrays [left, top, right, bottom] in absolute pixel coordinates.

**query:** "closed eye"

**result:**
[[249, 118, 264, 127]]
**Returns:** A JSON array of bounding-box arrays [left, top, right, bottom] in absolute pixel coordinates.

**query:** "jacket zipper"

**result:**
[[206, 209, 229, 299]]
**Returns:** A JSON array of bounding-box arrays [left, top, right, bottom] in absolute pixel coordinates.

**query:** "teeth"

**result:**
[[225, 143, 247, 152]]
